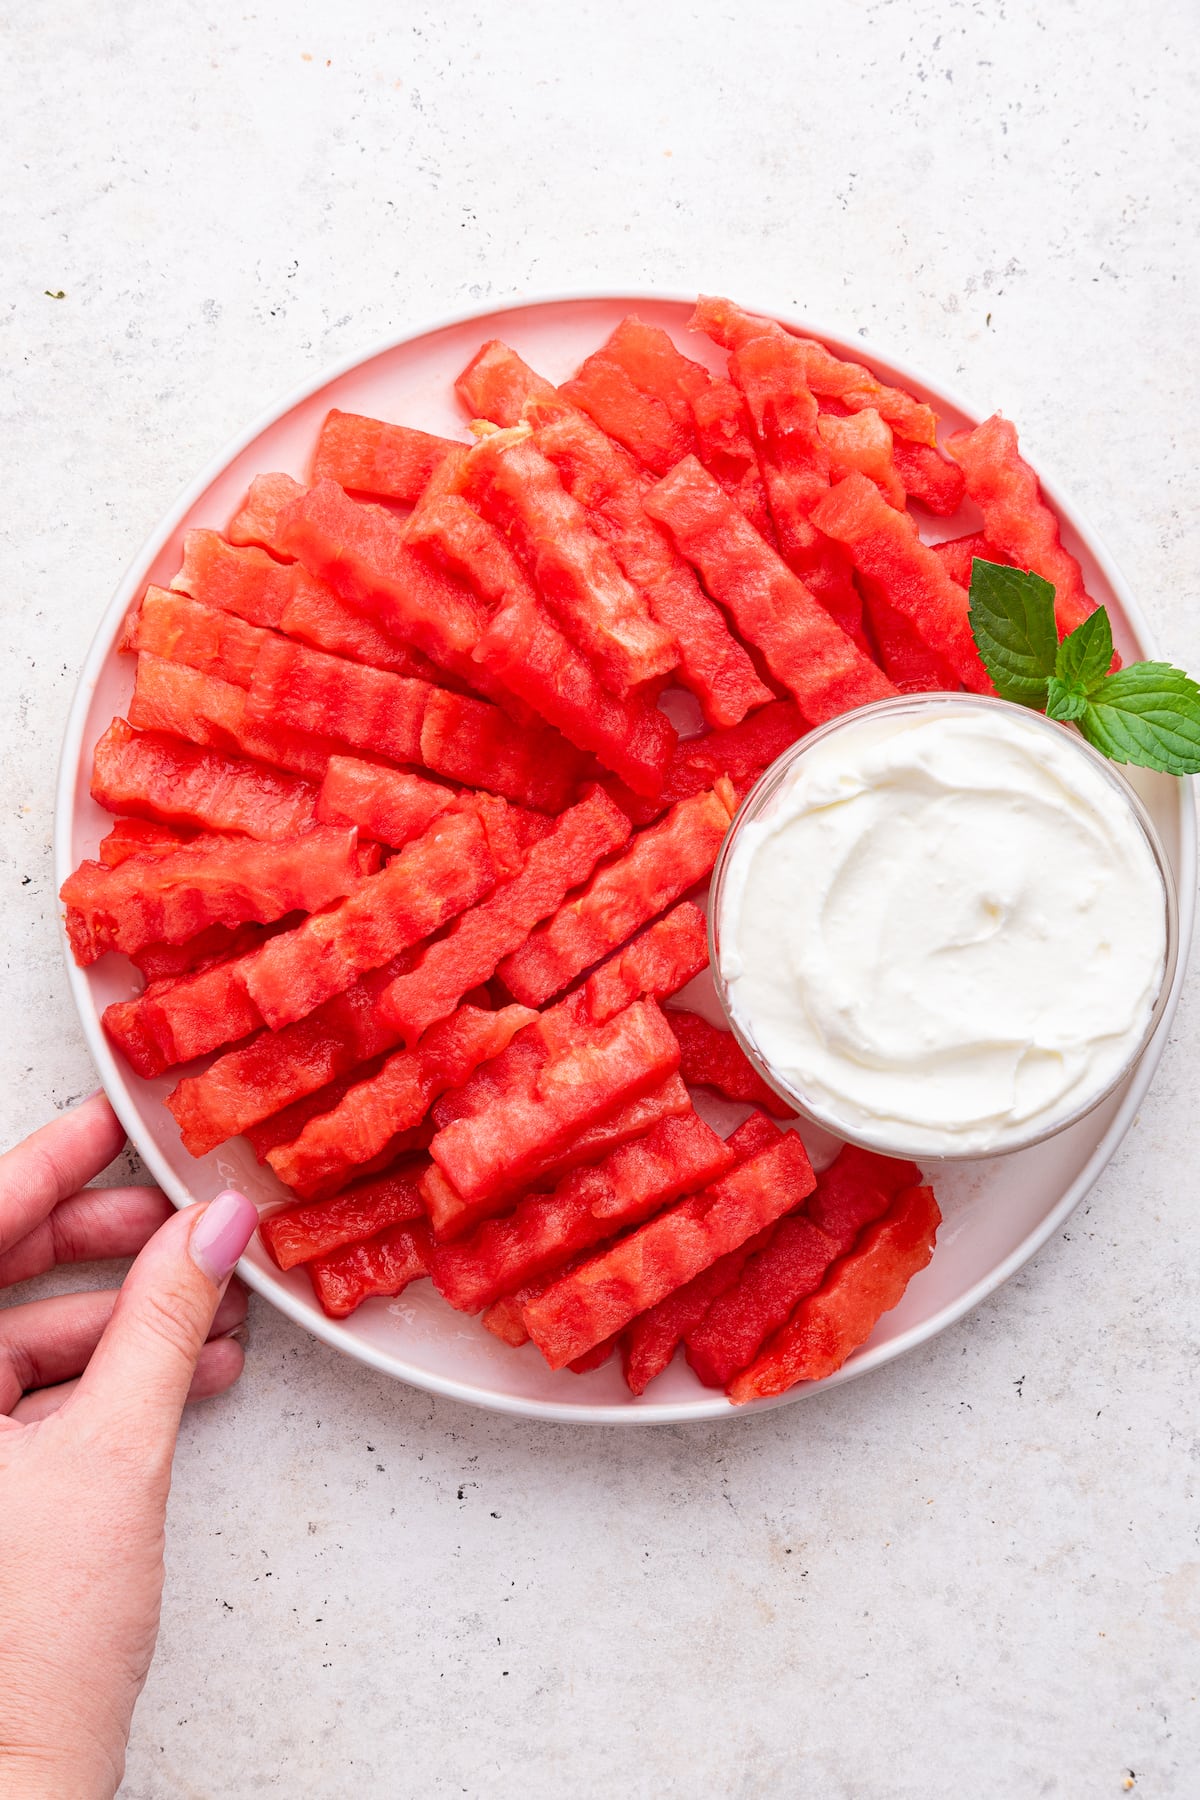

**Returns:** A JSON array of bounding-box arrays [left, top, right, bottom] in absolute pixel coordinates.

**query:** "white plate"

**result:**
[[54, 293, 1196, 1422]]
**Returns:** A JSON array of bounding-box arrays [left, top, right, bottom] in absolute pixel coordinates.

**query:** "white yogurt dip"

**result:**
[[715, 699, 1169, 1157]]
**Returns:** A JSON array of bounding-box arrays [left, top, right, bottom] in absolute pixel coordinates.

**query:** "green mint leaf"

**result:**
[[1078, 664, 1200, 776], [1045, 677, 1088, 723], [964, 554, 1200, 779], [1055, 607, 1114, 694], [968, 559, 1058, 706]]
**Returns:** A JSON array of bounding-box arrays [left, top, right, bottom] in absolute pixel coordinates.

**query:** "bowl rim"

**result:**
[[709, 689, 1182, 1162], [52, 287, 1198, 1424]]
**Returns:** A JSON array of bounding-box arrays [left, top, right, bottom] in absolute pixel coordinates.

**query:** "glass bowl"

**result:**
[[709, 691, 1180, 1164]]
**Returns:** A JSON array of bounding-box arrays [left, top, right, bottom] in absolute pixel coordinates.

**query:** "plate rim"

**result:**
[[53, 288, 1198, 1424]]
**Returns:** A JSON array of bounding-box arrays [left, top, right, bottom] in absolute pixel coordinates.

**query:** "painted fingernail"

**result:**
[[190, 1189, 258, 1284]]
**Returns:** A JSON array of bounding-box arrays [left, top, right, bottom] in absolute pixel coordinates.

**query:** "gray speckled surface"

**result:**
[[4, 2, 1200, 1794]]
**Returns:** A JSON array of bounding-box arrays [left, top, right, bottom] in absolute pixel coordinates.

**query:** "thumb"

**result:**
[[74, 1189, 258, 1451]]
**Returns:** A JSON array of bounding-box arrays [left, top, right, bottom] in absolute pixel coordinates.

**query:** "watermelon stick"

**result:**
[[644, 459, 897, 723], [498, 784, 735, 1008], [457, 336, 771, 730], [311, 411, 463, 503], [260, 1161, 430, 1271], [728, 1185, 941, 1401], [380, 787, 631, 1045], [266, 1005, 535, 1200], [427, 1111, 735, 1314], [524, 1131, 816, 1370], [91, 719, 318, 842], [809, 472, 992, 694]]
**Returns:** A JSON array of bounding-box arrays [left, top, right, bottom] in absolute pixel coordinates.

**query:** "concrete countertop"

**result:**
[[4, 2, 1199, 1793]]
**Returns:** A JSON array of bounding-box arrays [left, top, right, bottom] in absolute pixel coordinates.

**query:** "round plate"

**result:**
[[54, 293, 1196, 1423]]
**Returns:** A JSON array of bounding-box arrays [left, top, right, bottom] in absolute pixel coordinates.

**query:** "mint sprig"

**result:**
[[967, 557, 1200, 776]]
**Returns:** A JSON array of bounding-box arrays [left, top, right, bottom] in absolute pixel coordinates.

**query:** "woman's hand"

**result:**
[[0, 1094, 258, 1799]]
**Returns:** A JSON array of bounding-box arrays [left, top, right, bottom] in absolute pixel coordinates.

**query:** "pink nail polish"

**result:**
[[190, 1189, 258, 1284]]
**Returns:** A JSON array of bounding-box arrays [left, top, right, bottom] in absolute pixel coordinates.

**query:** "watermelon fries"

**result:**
[[62, 297, 1104, 1402]]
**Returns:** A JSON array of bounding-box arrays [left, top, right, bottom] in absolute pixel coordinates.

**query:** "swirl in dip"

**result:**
[[714, 698, 1169, 1157]]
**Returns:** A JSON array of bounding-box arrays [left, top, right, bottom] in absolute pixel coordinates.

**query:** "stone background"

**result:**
[[3, 1, 1199, 1793]]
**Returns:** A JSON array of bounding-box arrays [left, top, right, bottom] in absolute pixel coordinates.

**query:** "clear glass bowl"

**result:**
[[708, 692, 1181, 1163]]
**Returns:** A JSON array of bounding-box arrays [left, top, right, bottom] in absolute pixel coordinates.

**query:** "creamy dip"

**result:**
[[715, 701, 1168, 1157]]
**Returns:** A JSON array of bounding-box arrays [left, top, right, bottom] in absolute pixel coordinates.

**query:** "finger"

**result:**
[[0, 1184, 174, 1288], [0, 1279, 248, 1414], [72, 1189, 258, 1458], [0, 1092, 125, 1257], [10, 1333, 247, 1426]]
